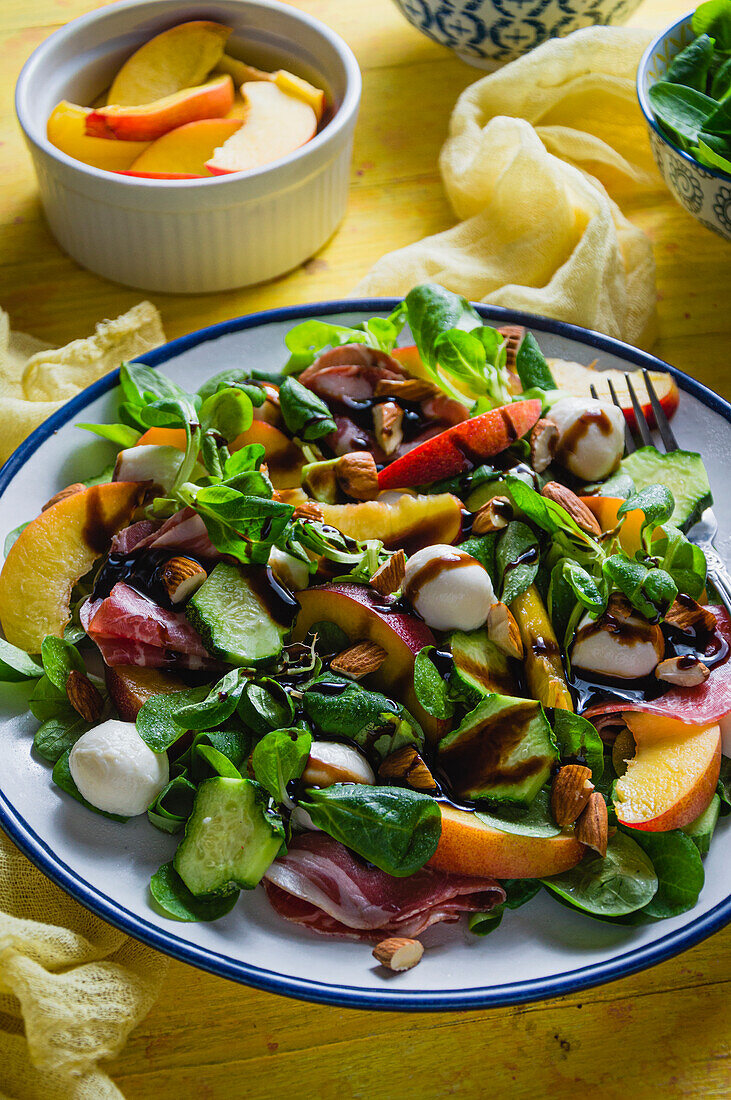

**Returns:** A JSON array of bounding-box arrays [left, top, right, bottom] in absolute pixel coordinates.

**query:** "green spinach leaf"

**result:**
[[496, 521, 539, 605], [0, 637, 43, 682], [252, 727, 312, 801], [150, 862, 239, 921], [543, 831, 658, 916], [626, 828, 705, 917], [413, 647, 455, 719], [552, 710, 604, 779], [278, 377, 336, 441]]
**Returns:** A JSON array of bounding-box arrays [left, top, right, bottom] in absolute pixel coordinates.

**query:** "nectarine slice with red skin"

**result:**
[[108, 21, 232, 107], [206, 82, 317, 174], [0, 482, 142, 653], [47, 101, 151, 171], [319, 493, 462, 555], [614, 712, 722, 832], [549, 360, 679, 431], [129, 118, 243, 177], [429, 804, 585, 878], [377, 399, 542, 490], [86, 76, 234, 143], [292, 582, 440, 739]]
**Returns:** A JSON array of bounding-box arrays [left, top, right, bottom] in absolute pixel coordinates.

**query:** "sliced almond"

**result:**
[[664, 596, 716, 635], [370, 549, 406, 596], [335, 452, 379, 501], [487, 602, 524, 660], [378, 745, 438, 793], [472, 496, 512, 535], [293, 499, 324, 522], [66, 670, 104, 724], [42, 483, 86, 512], [611, 727, 636, 777], [551, 764, 594, 826], [372, 937, 424, 972], [541, 482, 602, 537], [655, 655, 710, 686], [330, 640, 387, 679], [576, 792, 609, 858], [373, 402, 403, 456], [159, 556, 207, 604], [498, 324, 525, 370], [529, 418, 559, 473], [374, 377, 437, 402]]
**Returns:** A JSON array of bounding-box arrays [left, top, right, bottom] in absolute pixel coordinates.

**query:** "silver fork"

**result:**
[[589, 370, 731, 612]]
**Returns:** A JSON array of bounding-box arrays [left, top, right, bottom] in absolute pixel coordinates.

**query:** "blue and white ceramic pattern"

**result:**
[[637, 13, 731, 241], [391, 0, 641, 65]]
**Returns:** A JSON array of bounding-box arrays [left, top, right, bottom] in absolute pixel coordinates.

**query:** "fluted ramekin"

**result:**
[[15, 0, 361, 293]]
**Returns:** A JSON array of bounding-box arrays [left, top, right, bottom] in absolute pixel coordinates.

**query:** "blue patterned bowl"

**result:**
[[638, 13, 731, 241], [391, 0, 642, 66]]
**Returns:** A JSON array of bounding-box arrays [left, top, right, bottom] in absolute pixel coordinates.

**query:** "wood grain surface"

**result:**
[[1, 0, 730, 1096]]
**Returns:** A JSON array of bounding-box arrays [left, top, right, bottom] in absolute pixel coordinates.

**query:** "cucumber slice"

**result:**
[[450, 628, 517, 704], [620, 447, 712, 530], [682, 793, 720, 857], [438, 694, 558, 808], [186, 562, 289, 666], [174, 777, 284, 896]]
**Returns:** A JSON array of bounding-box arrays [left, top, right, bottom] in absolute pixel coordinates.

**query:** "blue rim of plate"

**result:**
[[636, 11, 731, 185], [1, 298, 730, 1011]]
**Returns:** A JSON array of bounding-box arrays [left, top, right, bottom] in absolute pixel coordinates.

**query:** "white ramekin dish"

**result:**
[[15, 0, 361, 293]]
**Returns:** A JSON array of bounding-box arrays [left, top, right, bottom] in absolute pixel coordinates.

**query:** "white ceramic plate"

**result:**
[[1, 300, 729, 1010]]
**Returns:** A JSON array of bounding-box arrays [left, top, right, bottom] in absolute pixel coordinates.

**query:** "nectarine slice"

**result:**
[[614, 711, 722, 831], [293, 582, 439, 739], [0, 482, 142, 653], [230, 422, 305, 490], [135, 428, 187, 450], [87, 76, 234, 143], [206, 82, 317, 174], [580, 496, 645, 556], [429, 804, 584, 879], [319, 493, 462, 556], [549, 360, 679, 430], [108, 21, 232, 107], [129, 118, 243, 177], [106, 665, 188, 721], [47, 101, 150, 171]]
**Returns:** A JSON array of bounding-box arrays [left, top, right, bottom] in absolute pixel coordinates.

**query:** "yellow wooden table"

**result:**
[[2, 0, 731, 1096]]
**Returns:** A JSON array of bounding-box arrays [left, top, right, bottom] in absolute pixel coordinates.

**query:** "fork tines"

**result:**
[[590, 373, 678, 456]]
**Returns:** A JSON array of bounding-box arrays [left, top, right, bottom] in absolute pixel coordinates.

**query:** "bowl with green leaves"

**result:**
[[638, 1, 731, 240]]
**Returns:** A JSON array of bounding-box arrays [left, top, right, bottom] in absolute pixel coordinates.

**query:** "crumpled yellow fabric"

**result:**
[[355, 27, 660, 347], [0, 303, 167, 1098], [0, 831, 167, 1100], [0, 301, 166, 466]]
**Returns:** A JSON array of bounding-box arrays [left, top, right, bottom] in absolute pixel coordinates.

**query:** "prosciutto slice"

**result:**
[[585, 605, 731, 727], [134, 507, 222, 560], [82, 582, 219, 671], [263, 833, 505, 941], [110, 519, 160, 553]]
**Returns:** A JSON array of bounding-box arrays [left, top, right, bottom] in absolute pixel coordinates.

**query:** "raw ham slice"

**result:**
[[110, 520, 160, 553], [83, 582, 219, 670], [299, 344, 405, 386], [135, 507, 222, 560], [263, 832, 505, 941], [585, 605, 731, 727]]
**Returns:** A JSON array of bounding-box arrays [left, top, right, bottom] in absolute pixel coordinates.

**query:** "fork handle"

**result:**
[[702, 544, 731, 612]]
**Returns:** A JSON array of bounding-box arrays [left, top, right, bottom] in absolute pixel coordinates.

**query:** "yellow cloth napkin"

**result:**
[[355, 26, 660, 347], [0, 303, 167, 1098], [0, 302, 166, 467]]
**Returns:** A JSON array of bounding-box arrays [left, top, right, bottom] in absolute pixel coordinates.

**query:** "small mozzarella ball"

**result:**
[[550, 397, 625, 481], [571, 611, 664, 680], [113, 445, 184, 493], [69, 719, 169, 816], [268, 546, 311, 592], [302, 741, 375, 787], [403, 544, 496, 632]]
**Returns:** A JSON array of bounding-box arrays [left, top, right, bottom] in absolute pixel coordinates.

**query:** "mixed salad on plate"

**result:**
[[1, 284, 729, 971]]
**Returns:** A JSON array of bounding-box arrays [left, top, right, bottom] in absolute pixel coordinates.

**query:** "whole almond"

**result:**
[[66, 670, 104, 724], [487, 602, 524, 660], [664, 595, 716, 635], [576, 792, 609, 858], [373, 402, 404, 456], [529, 418, 559, 473], [655, 655, 710, 686], [370, 549, 406, 596], [498, 324, 525, 370], [551, 764, 594, 826], [541, 482, 602, 537], [335, 452, 379, 501], [330, 640, 387, 678], [42, 483, 86, 512], [293, 499, 325, 522], [378, 745, 438, 792], [159, 556, 207, 604], [372, 937, 424, 972], [472, 496, 512, 535]]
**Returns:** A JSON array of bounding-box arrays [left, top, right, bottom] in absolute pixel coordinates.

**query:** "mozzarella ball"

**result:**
[[571, 611, 664, 680], [69, 719, 169, 816], [403, 544, 496, 632], [550, 397, 625, 481]]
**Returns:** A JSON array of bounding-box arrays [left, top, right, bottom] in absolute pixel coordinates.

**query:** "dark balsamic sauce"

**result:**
[[92, 548, 186, 609]]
